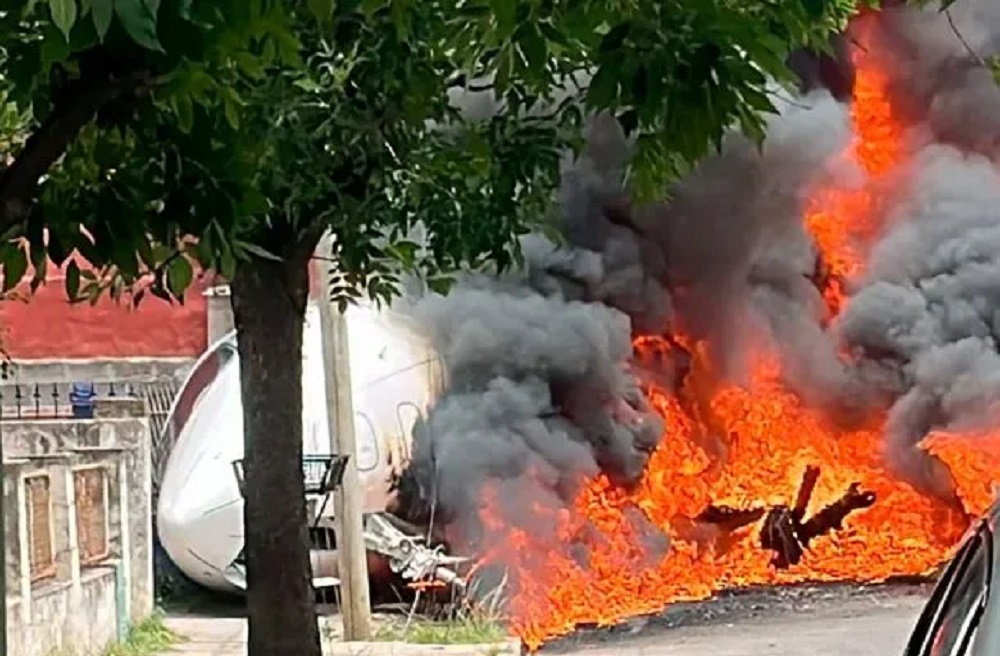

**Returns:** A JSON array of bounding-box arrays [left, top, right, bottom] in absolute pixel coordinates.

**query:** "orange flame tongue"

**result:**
[[470, 18, 998, 653], [805, 30, 904, 317]]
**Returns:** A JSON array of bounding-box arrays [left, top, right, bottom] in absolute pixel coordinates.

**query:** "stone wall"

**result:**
[[3, 416, 154, 656]]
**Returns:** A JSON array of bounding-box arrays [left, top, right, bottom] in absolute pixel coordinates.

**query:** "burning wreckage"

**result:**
[[159, 1, 1000, 651]]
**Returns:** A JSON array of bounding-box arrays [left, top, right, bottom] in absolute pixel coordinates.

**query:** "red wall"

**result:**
[[0, 263, 209, 360]]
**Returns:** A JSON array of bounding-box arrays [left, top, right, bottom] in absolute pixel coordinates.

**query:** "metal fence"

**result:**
[[0, 379, 182, 497], [144, 380, 180, 498], [0, 381, 141, 421]]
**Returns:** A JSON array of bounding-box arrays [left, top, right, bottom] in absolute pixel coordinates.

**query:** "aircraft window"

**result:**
[[926, 528, 991, 656], [395, 402, 422, 463], [354, 413, 379, 472]]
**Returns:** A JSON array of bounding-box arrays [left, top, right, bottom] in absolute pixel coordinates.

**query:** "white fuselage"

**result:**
[[156, 300, 441, 593]]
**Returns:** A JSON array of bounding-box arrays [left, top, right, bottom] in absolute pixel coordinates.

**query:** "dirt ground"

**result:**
[[546, 584, 930, 656]]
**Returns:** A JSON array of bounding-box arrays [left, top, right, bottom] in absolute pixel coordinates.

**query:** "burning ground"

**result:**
[[393, 2, 1000, 651]]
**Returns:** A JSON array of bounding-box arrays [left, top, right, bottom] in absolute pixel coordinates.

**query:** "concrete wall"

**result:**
[[3, 415, 154, 656], [204, 285, 235, 346], [5, 569, 119, 656], [5, 358, 194, 386]]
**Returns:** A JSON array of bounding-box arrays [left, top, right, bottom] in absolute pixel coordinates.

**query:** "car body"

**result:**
[[903, 498, 1000, 656]]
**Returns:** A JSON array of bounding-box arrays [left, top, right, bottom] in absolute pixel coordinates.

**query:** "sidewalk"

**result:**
[[166, 616, 245, 656], [164, 615, 521, 656]]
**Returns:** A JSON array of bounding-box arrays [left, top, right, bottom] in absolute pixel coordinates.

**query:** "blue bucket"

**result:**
[[69, 382, 96, 419]]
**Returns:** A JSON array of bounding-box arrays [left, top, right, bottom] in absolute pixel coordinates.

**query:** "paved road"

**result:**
[[563, 594, 926, 656], [166, 588, 928, 656]]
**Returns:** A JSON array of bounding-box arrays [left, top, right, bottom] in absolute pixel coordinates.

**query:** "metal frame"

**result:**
[[231, 454, 350, 499]]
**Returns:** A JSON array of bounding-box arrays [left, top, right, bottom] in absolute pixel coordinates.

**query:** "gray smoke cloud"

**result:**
[[876, 1, 1000, 156], [394, 0, 1000, 555], [392, 92, 853, 539], [823, 4, 1000, 500]]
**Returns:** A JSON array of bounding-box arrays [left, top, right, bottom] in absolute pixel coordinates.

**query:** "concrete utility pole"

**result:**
[[315, 234, 372, 640]]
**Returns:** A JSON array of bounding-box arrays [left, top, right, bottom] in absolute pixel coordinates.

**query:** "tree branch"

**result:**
[[944, 8, 987, 67], [0, 69, 154, 238]]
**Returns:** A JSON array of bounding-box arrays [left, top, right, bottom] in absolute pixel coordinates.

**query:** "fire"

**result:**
[[923, 431, 1000, 517], [478, 353, 982, 650], [804, 22, 904, 317], [470, 15, 1000, 653]]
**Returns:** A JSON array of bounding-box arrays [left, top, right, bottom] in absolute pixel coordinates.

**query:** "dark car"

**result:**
[[903, 499, 1000, 656]]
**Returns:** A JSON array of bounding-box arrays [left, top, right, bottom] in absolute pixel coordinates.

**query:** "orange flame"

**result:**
[[471, 19, 1000, 653], [478, 353, 987, 650], [805, 28, 904, 316]]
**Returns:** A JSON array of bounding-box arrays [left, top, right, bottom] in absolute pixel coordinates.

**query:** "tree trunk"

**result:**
[[230, 252, 321, 656]]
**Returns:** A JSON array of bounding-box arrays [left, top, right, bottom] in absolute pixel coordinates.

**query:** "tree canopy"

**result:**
[[0, 0, 869, 306]]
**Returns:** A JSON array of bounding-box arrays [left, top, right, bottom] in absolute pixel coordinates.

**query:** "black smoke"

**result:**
[[392, 0, 1000, 552]]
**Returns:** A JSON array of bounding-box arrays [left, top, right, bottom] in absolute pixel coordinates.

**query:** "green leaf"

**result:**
[[617, 108, 638, 135], [802, 0, 825, 19], [237, 241, 283, 262], [587, 65, 618, 108], [989, 56, 1000, 85], [518, 24, 547, 74], [91, 0, 113, 38], [174, 94, 194, 132], [599, 21, 631, 53], [272, 29, 302, 66], [114, 0, 161, 50], [41, 29, 72, 69], [491, 0, 517, 35], [2, 246, 27, 294], [219, 246, 237, 280], [234, 51, 266, 79], [426, 275, 453, 296], [538, 20, 570, 48], [47, 230, 68, 266], [307, 0, 335, 23], [742, 86, 776, 114], [50, 0, 78, 41], [361, 0, 384, 15], [65, 260, 81, 300], [221, 87, 242, 129], [387, 240, 419, 267], [166, 255, 193, 297]]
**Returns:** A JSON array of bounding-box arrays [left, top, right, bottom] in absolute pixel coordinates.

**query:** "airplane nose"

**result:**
[[154, 338, 255, 592], [158, 455, 242, 536], [158, 455, 245, 586], [157, 360, 247, 587]]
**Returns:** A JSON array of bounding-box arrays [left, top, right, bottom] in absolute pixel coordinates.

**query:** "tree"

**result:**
[[0, 1, 867, 655]]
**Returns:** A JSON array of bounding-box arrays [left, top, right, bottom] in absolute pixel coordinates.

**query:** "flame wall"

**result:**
[[394, 1, 1000, 649]]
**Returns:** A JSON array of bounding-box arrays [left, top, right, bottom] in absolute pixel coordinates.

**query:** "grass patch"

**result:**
[[103, 613, 180, 656], [374, 615, 508, 645]]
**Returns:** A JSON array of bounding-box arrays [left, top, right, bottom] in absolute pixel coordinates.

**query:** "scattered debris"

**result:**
[[364, 513, 470, 591], [761, 466, 876, 569], [696, 504, 768, 533]]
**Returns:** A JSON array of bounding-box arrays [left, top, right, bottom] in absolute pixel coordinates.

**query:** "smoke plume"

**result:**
[[394, 0, 1000, 545]]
